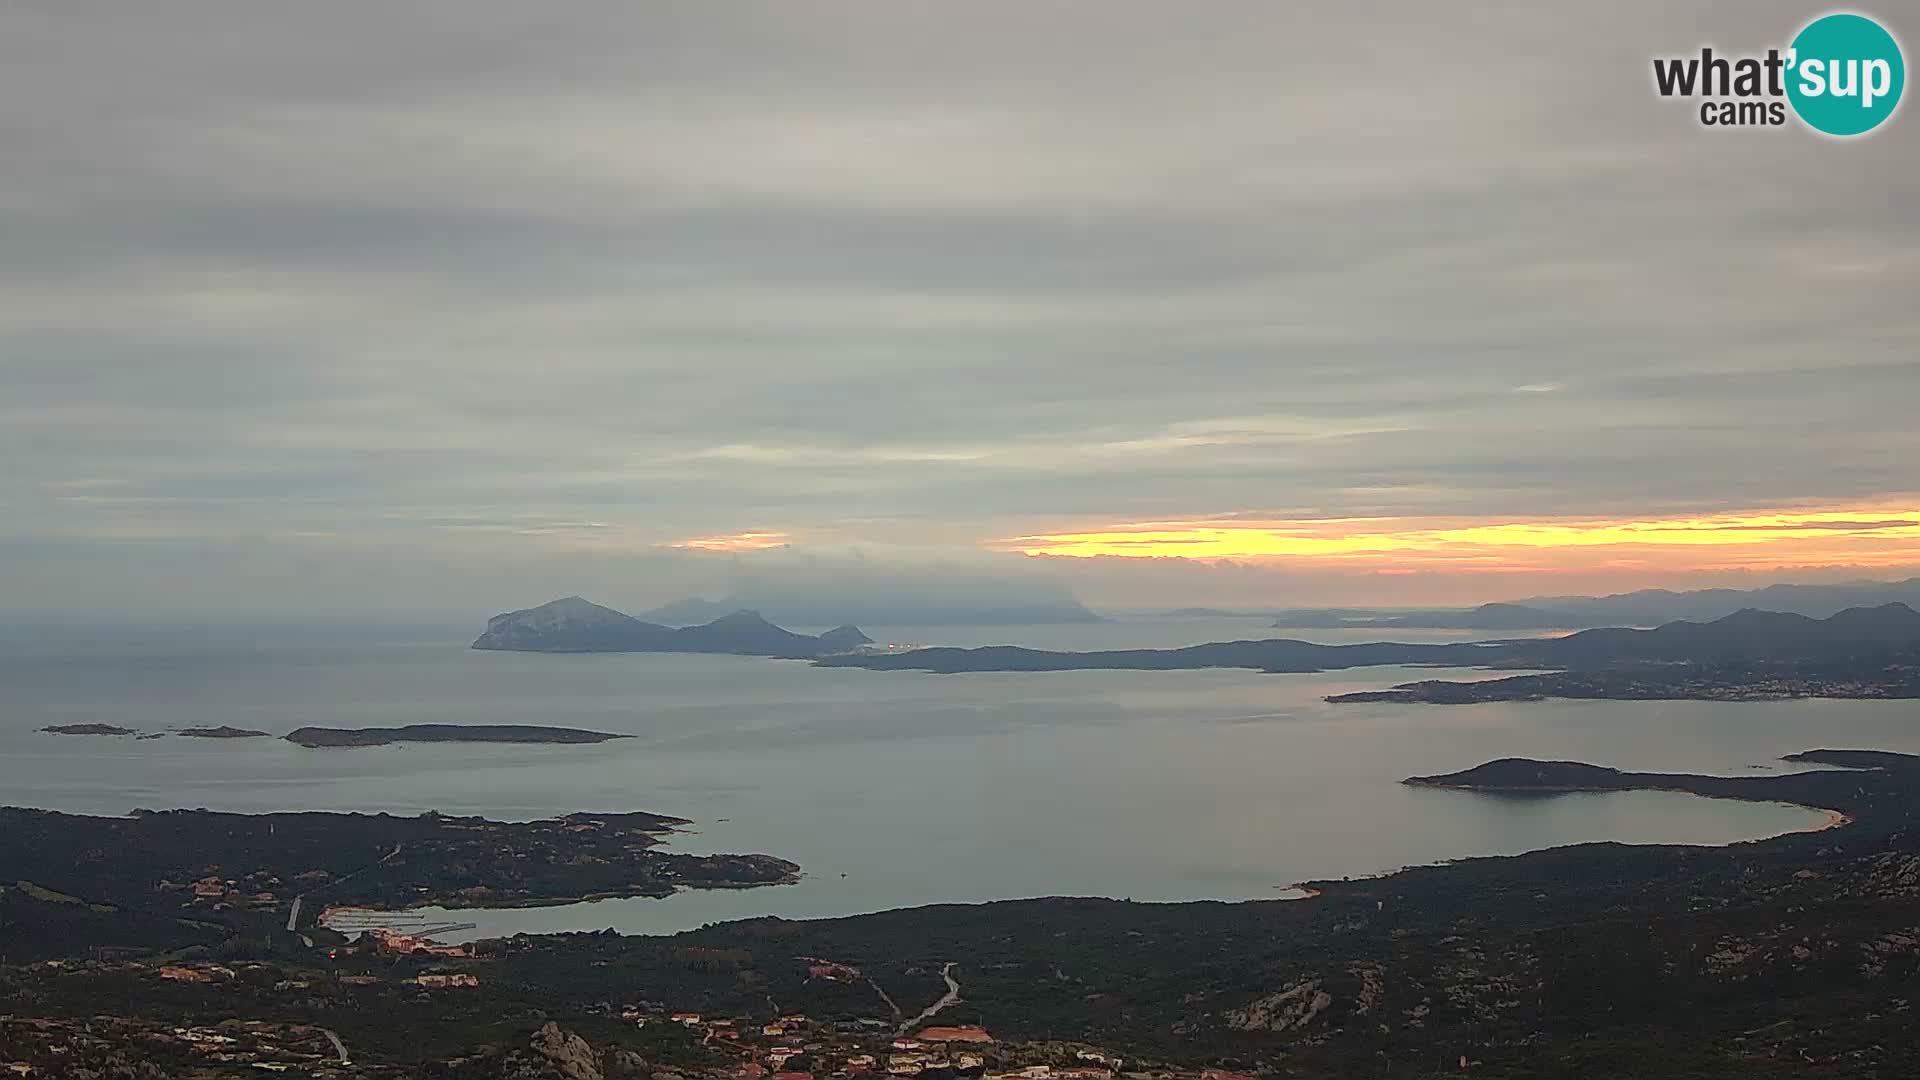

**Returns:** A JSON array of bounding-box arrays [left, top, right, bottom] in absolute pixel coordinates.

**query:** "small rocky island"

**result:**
[[177, 725, 272, 739], [39, 723, 136, 736], [285, 724, 631, 748]]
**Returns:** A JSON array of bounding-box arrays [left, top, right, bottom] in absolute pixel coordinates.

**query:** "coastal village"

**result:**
[[0, 945, 1261, 1080]]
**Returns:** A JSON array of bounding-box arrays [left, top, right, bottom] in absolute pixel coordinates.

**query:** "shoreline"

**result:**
[[1407, 778, 1852, 840], [1800, 806, 1854, 833], [416, 787, 1827, 941]]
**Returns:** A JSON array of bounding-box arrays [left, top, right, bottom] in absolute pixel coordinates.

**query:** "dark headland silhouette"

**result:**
[[1254, 575, 1920, 630], [819, 602, 1920, 676], [471, 596, 873, 657]]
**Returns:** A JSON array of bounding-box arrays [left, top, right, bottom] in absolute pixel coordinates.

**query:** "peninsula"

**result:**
[[1328, 658, 1920, 704], [1403, 748, 1885, 811], [823, 604, 1920, 706], [0, 804, 797, 963]]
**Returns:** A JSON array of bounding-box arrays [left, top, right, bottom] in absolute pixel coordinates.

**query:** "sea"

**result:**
[[5, 614, 1913, 939]]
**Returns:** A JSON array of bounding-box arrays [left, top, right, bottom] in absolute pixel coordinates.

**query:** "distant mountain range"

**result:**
[[471, 597, 872, 657], [1260, 602, 1590, 630], [1509, 602, 1920, 667], [637, 590, 1102, 627], [1516, 576, 1920, 624], [1240, 577, 1920, 631], [822, 603, 1920, 674]]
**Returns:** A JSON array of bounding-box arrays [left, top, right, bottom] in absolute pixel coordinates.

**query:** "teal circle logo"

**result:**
[[1787, 13, 1905, 136]]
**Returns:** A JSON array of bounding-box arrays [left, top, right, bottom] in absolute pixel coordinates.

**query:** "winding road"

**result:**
[[319, 1028, 350, 1066], [896, 962, 961, 1037]]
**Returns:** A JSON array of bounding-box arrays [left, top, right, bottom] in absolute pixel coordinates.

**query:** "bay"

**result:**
[[2, 615, 1900, 938]]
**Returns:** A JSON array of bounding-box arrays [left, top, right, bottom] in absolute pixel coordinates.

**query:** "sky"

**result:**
[[4, 2, 1917, 617]]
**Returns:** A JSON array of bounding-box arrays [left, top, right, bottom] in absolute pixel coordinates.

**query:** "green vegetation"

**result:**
[[0, 806, 796, 964], [7, 751, 1920, 1076]]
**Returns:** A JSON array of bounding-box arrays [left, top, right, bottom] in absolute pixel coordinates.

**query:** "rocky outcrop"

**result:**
[[1226, 979, 1334, 1032], [529, 1022, 603, 1080], [1867, 853, 1920, 895]]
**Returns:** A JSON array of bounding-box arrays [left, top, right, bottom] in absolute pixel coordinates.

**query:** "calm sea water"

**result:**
[[4, 615, 1910, 938]]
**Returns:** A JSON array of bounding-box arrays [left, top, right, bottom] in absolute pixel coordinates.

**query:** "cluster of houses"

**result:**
[[358, 928, 471, 958], [622, 1004, 1142, 1080], [0, 1014, 342, 1075], [158, 964, 237, 983], [155, 872, 282, 912]]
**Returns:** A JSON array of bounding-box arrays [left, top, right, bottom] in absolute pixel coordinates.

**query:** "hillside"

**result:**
[[1521, 601, 1920, 666], [826, 603, 1920, 675], [1522, 575, 1920, 623]]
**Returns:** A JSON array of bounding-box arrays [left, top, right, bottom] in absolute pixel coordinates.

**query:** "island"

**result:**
[[284, 724, 631, 748], [471, 596, 873, 657], [176, 725, 272, 738], [38, 723, 136, 736]]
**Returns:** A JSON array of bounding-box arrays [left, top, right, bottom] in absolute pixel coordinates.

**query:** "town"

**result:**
[[0, 947, 1264, 1080]]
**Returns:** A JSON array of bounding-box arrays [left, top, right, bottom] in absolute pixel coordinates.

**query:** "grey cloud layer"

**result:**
[[4, 2, 1916, 612]]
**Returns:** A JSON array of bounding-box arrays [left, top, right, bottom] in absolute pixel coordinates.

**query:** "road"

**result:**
[[867, 977, 903, 1020], [285, 840, 404, 937], [895, 962, 961, 1037], [319, 1028, 350, 1066]]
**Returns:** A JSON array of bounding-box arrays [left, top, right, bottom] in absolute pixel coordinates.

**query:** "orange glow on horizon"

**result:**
[[671, 530, 792, 552], [1001, 507, 1920, 574]]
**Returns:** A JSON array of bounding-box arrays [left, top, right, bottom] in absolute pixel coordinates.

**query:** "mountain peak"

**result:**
[[817, 624, 875, 652], [472, 597, 864, 658]]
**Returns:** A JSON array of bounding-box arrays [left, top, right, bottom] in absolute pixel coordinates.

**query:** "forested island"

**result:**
[[39, 723, 136, 736], [284, 724, 631, 748]]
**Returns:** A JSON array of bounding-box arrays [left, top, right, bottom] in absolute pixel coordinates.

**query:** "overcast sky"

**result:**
[[4, 2, 1916, 616]]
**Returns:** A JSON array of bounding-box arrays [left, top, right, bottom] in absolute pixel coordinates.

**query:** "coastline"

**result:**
[[1406, 778, 1852, 840], [1800, 806, 1854, 834]]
